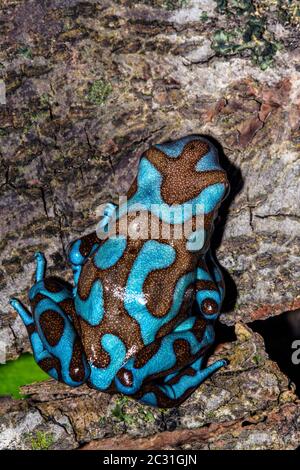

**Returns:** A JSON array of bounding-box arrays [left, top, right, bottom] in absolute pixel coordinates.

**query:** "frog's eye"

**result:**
[[201, 298, 219, 316]]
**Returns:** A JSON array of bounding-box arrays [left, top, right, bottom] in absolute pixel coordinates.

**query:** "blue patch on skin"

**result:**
[[195, 149, 220, 172], [29, 281, 70, 303], [75, 279, 104, 326], [69, 240, 99, 266], [140, 392, 157, 406], [155, 135, 209, 158], [124, 241, 198, 344], [68, 240, 84, 265], [197, 267, 213, 281], [162, 357, 227, 400], [128, 269, 196, 345], [48, 368, 59, 380], [186, 228, 205, 251], [89, 334, 127, 390], [173, 316, 196, 333], [117, 158, 226, 224], [94, 235, 127, 270]]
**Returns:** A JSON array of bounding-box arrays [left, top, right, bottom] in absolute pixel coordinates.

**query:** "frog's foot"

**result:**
[[137, 357, 228, 408], [114, 317, 219, 398], [10, 253, 90, 387], [10, 295, 90, 387]]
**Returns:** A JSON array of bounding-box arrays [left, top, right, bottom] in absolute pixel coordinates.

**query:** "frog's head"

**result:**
[[128, 135, 229, 209]]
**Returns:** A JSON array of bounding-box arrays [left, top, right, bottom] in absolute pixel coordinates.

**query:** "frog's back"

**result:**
[[74, 231, 197, 372], [74, 135, 228, 383]]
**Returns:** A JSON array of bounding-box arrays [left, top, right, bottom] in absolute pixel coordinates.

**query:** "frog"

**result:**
[[10, 135, 229, 408]]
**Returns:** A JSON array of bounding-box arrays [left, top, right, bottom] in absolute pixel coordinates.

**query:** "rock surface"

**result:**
[[0, 0, 299, 450]]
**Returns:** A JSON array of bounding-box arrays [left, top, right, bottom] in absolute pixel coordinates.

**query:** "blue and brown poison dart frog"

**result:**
[[10, 135, 229, 407]]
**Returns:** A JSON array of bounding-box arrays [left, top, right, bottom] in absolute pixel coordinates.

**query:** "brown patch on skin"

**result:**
[[38, 357, 62, 380], [146, 140, 228, 205], [27, 323, 36, 335], [44, 277, 64, 293], [156, 284, 194, 339], [192, 317, 207, 342], [60, 297, 81, 335], [173, 338, 191, 364], [69, 338, 87, 383], [134, 339, 162, 369], [39, 310, 65, 347], [133, 366, 203, 408], [30, 293, 45, 310], [139, 211, 201, 319], [127, 176, 138, 199], [116, 368, 133, 387], [142, 210, 218, 320], [195, 280, 218, 292], [77, 220, 145, 368], [78, 232, 100, 257], [166, 366, 196, 386]]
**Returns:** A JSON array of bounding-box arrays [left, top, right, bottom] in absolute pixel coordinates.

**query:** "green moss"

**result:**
[[111, 396, 156, 425], [253, 354, 263, 365], [111, 398, 135, 425], [138, 408, 155, 423], [216, 0, 254, 15], [40, 93, 51, 108], [119, 0, 188, 10], [0, 353, 48, 399], [163, 0, 188, 10], [17, 46, 33, 59], [200, 11, 209, 22], [212, 0, 283, 70], [87, 79, 112, 105], [29, 431, 54, 450]]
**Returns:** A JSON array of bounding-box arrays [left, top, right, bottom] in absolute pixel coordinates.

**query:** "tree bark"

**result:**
[[0, 0, 299, 449]]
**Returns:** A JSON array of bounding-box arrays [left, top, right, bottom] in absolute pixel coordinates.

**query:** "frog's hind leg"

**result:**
[[196, 252, 224, 322], [10, 252, 90, 387], [138, 356, 227, 408]]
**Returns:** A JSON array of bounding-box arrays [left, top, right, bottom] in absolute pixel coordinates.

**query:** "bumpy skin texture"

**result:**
[[10, 135, 229, 408]]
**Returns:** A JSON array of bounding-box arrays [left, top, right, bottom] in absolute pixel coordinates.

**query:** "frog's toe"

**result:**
[[34, 251, 47, 282], [138, 357, 227, 408], [9, 297, 33, 326]]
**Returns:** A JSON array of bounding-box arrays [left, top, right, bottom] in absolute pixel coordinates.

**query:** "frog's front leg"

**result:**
[[68, 202, 117, 293], [10, 252, 90, 386]]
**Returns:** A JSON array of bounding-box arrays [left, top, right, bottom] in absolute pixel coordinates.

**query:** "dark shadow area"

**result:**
[[214, 320, 237, 344], [203, 134, 244, 314], [250, 309, 300, 396]]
